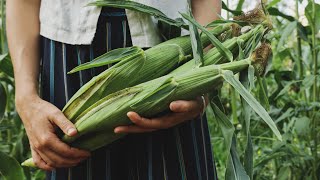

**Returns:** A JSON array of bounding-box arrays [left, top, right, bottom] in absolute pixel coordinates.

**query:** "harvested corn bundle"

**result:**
[[22, 43, 273, 167], [22, 1, 277, 167], [62, 44, 272, 151]]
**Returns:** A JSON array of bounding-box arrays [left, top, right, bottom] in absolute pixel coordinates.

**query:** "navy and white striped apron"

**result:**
[[41, 7, 218, 180]]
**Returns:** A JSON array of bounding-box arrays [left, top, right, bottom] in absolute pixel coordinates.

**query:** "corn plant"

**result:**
[[209, 0, 320, 179]]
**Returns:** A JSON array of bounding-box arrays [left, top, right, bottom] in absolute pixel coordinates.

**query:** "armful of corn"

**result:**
[[22, 5, 275, 167], [22, 43, 272, 167]]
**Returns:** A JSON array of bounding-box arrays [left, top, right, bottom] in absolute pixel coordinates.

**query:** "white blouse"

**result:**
[[39, 0, 188, 47]]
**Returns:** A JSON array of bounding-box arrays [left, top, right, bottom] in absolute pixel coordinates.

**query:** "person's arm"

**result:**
[[192, 0, 221, 25], [114, 0, 221, 134], [7, 0, 90, 170]]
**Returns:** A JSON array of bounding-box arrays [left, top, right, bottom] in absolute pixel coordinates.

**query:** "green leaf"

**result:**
[[275, 81, 300, 99], [244, 134, 253, 180], [210, 102, 234, 154], [68, 46, 143, 74], [277, 166, 291, 180], [297, 23, 309, 42], [301, 75, 316, 90], [186, 1, 203, 67], [275, 108, 294, 123], [180, 13, 233, 62], [267, 7, 295, 21], [277, 21, 297, 50], [225, 137, 250, 180], [294, 116, 310, 136], [266, 0, 281, 9], [236, 39, 245, 60], [32, 170, 46, 180], [222, 70, 282, 141], [222, 2, 243, 16], [0, 151, 26, 180], [257, 77, 270, 110], [236, 0, 245, 11], [0, 54, 14, 78], [90, 0, 187, 28], [0, 82, 6, 121], [255, 151, 287, 168], [248, 65, 255, 91], [239, 70, 253, 180], [305, 2, 320, 32]]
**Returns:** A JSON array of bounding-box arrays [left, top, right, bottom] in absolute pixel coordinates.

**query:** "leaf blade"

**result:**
[[0, 151, 26, 180], [222, 70, 282, 141], [180, 13, 234, 62], [89, 0, 187, 28]]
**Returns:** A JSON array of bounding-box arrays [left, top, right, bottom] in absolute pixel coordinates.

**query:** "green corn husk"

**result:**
[[64, 43, 271, 151], [21, 60, 252, 167], [63, 23, 235, 121], [22, 42, 271, 168], [64, 59, 255, 150], [21, 158, 36, 168]]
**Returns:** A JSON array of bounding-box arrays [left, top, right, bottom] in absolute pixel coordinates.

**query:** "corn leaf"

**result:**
[[236, 0, 245, 11], [0, 82, 6, 121], [180, 13, 234, 62], [68, 46, 143, 74], [236, 39, 245, 60], [257, 77, 270, 110], [277, 21, 297, 50], [90, 0, 187, 29], [244, 135, 253, 180], [225, 137, 250, 180], [186, 1, 204, 67], [239, 71, 254, 180], [248, 65, 255, 90], [244, 29, 265, 57], [267, 7, 295, 21], [305, 2, 320, 32], [222, 2, 243, 16], [0, 54, 13, 78], [222, 70, 282, 141], [0, 151, 26, 180], [210, 102, 234, 155], [266, 0, 281, 9]]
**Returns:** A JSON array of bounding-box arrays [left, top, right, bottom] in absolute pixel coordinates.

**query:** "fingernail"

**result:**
[[67, 128, 77, 136], [170, 102, 178, 109], [114, 128, 120, 133]]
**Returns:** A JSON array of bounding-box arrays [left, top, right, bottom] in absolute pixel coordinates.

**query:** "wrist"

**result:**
[[15, 91, 40, 113]]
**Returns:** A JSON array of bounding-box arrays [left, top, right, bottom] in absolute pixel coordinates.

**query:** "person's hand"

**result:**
[[114, 96, 207, 133], [16, 95, 91, 170]]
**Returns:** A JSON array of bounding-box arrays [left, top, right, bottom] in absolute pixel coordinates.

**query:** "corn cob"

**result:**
[[63, 23, 236, 121]]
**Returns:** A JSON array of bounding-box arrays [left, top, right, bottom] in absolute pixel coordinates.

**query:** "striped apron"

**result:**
[[41, 7, 218, 180]]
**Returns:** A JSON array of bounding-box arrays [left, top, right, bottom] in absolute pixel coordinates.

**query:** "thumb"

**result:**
[[170, 100, 199, 113], [49, 111, 77, 136]]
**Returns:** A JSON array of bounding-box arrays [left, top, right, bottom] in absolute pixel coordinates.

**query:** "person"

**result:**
[[7, 0, 221, 179]]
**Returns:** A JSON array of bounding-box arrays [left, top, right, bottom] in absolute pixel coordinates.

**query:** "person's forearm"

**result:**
[[7, 0, 41, 105], [192, 0, 221, 25]]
